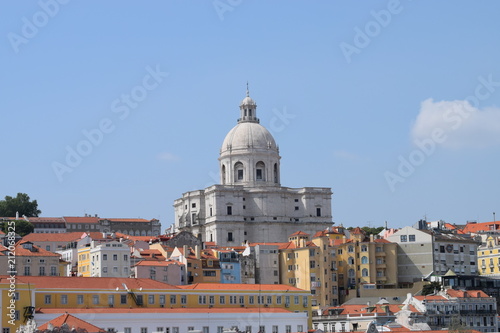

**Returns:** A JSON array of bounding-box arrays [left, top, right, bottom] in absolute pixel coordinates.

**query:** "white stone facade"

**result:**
[[174, 90, 333, 245]]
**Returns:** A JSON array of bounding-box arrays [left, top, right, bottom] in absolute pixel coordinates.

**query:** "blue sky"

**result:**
[[2, 1, 500, 232]]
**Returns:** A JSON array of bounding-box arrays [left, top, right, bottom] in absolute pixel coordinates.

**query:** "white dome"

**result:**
[[221, 122, 277, 153], [240, 96, 256, 106]]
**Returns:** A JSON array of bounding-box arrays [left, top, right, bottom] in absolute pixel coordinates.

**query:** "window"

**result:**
[[93, 295, 99, 305], [361, 256, 368, 264], [199, 295, 206, 304], [256, 169, 263, 180], [409, 234, 416, 242], [295, 206, 299, 211], [45, 295, 52, 304], [297, 325, 303, 333], [24, 266, 30, 276], [203, 327, 209, 333], [400, 235, 407, 242], [181, 295, 187, 304], [103, 254, 108, 260], [286, 326, 291, 333], [103, 267, 108, 273], [220, 295, 226, 304], [170, 295, 177, 304], [192, 203, 196, 208], [228, 232, 233, 242], [113, 254, 118, 261], [218, 327, 224, 333], [246, 326, 252, 333], [249, 295, 254, 304], [39, 266, 45, 276], [348, 257, 354, 265], [124, 329, 131, 333], [272, 326, 278, 333], [124, 254, 128, 261], [310, 260, 316, 269], [227, 206, 232, 215], [361, 245, 367, 252], [294, 296, 299, 304], [61, 295, 68, 304], [362, 268, 369, 277], [141, 328, 148, 333], [148, 295, 155, 305], [50, 266, 57, 276], [348, 246, 354, 253], [108, 295, 114, 306], [316, 208, 321, 217], [173, 328, 179, 333]]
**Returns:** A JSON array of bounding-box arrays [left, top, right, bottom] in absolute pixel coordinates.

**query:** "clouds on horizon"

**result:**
[[411, 98, 500, 149]]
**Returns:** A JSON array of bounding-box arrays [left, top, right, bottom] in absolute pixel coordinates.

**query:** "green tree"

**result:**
[[0, 193, 41, 217], [421, 281, 442, 295], [1, 219, 34, 237], [361, 226, 385, 235]]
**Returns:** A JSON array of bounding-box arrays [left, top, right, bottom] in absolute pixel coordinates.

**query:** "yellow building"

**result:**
[[332, 227, 398, 303], [0, 278, 35, 332], [77, 245, 91, 277], [478, 234, 500, 277], [279, 231, 339, 309]]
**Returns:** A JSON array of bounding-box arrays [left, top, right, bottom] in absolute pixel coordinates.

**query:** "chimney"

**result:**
[[342, 235, 346, 244], [195, 245, 201, 259], [370, 234, 374, 242], [183, 245, 188, 259]]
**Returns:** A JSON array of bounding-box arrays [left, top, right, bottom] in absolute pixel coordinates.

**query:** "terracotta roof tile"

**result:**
[[3, 276, 180, 290], [134, 260, 183, 267], [179, 283, 305, 292], [22, 232, 87, 243], [38, 313, 105, 332], [63, 216, 100, 224], [289, 231, 309, 237]]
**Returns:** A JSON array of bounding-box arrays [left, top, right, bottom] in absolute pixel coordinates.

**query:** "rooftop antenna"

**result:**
[[494, 212, 496, 222]]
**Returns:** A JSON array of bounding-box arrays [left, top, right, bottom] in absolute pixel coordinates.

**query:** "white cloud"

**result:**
[[156, 152, 180, 161], [411, 98, 500, 149]]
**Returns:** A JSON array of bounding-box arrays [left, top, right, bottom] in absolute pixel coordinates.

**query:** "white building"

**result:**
[[87, 240, 131, 277], [35, 308, 308, 333], [174, 89, 333, 245]]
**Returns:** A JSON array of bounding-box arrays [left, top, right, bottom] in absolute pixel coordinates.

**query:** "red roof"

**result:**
[[446, 289, 490, 298], [12, 242, 61, 257], [63, 216, 100, 224], [37, 313, 105, 332], [135, 260, 183, 267], [105, 218, 152, 223], [180, 283, 305, 292], [462, 221, 500, 234], [22, 232, 87, 243], [350, 227, 365, 235], [289, 231, 309, 237], [324, 303, 421, 315], [3, 276, 180, 290]]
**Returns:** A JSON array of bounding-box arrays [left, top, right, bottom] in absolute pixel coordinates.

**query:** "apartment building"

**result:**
[[77, 240, 131, 277]]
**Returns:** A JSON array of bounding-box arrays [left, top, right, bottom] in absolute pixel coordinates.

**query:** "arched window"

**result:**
[[361, 245, 368, 252], [141, 230, 147, 236], [348, 245, 354, 253], [221, 164, 226, 184], [274, 163, 278, 183], [362, 268, 369, 277], [135, 230, 140, 236], [361, 256, 368, 264], [256, 161, 265, 181], [348, 269, 355, 277], [234, 162, 244, 182], [348, 257, 354, 265]]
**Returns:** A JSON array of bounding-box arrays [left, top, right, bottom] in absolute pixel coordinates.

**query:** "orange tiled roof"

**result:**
[[289, 231, 309, 237], [324, 303, 421, 315], [134, 260, 183, 267], [13, 242, 60, 257], [350, 227, 365, 235], [63, 216, 100, 224], [3, 276, 180, 290], [446, 289, 489, 298], [374, 238, 391, 243], [413, 295, 447, 301], [115, 232, 157, 242], [462, 221, 500, 234], [179, 283, 305, 292], [22, 232, 87, 243], [37, 313, 105, 332]]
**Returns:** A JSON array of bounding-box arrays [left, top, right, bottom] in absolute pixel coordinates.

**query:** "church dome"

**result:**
[[240, 96, 256, 106], [221, 122, 277, 154]]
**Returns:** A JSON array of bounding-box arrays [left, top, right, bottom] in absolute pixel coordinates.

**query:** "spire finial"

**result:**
[[246, 81, 249, 97]]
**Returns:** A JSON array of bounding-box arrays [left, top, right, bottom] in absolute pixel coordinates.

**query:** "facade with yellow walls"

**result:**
[[478, 234, 500, 277], [77, 245, 91, 277], [0, 278, 35, 333], [332, 227, 398, 303], [279, 231, 339, 308]]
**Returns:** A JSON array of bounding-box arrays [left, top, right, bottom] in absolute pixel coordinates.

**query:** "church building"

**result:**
[[174, 88, 333, 245]]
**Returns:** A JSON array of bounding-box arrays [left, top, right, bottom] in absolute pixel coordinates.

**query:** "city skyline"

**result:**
[[2, 1, 500, 232]]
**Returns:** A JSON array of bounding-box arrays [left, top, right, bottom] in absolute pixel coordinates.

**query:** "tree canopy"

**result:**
[[0, 192, 41, 217], [1, 219, 34, 237]]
